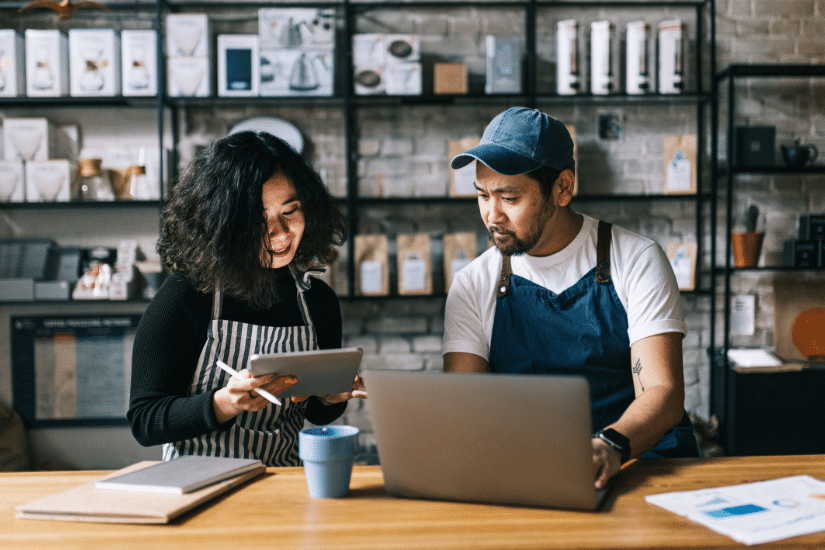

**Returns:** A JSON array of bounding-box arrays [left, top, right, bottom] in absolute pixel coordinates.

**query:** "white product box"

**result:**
[[2, 118, 57, 161], [121, 30, 157, 96], [0, 30, 26, 97], [354, 64, 385, 95], [25, 30, 69, 97], [217, 34, 259, 97], [69, 29, 120, 97], [352, 34, 384, 67], [590, 20, 616, 95], [259, 48, 333, 97], [166, 13, 209, 58], [384, 34, 419, 65], [625, 21, 651, 95], [25, 159, 73, 202], [659, 19, 684, 94], [485, 35, 522, 94], [385, 62, 421, 95], [167, 57, 210, 97], [0, 160, 26, 202], [556, 20, 581, 95], [258, 8, 335, 50]]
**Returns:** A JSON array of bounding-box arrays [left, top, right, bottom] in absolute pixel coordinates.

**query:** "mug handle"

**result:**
[[807, 144, 818, 162]]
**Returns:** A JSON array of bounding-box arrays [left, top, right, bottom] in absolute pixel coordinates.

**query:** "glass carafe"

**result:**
[[76, 158, 115, 201]]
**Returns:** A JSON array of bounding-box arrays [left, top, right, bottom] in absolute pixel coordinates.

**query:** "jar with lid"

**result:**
[[76, 158, 115, 201]]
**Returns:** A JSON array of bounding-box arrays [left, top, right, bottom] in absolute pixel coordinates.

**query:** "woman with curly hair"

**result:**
[[128, 131, 364, 466]]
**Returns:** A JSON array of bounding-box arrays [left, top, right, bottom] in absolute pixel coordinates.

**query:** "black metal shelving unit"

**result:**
[[3, 0, 717, 299], [711, 63, 825, 455]]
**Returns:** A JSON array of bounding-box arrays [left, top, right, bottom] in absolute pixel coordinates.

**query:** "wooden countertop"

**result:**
[[3, 455, 825, 549]]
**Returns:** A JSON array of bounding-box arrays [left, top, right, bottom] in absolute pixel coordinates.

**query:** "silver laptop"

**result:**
[[368, 370, 610, 511]]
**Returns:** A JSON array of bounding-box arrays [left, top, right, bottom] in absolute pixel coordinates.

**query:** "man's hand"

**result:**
[[291, 374, 367, 404], [592, 437, 622, 489]]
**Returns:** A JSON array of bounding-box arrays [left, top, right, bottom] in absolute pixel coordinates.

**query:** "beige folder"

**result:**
[[16, 461, 265, 524]]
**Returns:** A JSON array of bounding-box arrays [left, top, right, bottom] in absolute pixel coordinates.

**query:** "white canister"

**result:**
[[658, 19, 684, 94], [625, 21, 651, 95], [556, 20, 580, 95], [590, 20, 615, 95]]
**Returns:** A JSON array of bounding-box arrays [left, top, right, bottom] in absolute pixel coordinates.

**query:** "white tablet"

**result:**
[[248, 347, 363, 398]]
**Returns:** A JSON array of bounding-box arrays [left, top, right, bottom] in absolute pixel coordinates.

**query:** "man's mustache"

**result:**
[[488, 225, 515, 236]]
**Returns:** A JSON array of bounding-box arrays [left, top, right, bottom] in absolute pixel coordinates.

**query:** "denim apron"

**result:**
[[488, 220, 698, 458], [163, 267, 318, 466]]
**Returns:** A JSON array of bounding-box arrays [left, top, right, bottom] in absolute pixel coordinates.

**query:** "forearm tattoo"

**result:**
[[632, 358, 645, 391]]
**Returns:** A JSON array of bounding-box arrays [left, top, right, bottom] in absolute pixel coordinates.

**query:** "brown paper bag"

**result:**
[[354, 234, 389, 296], [443, 232, 477, 292], [666, 242, 697, 291], [397, 233, 432, 295], [449, 138, 480, 197], [663, 134, 697, 194]]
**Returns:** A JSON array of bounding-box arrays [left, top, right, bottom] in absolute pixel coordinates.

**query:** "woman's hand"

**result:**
[[213, 369, 297, 424], [291, 374, 368, 405]]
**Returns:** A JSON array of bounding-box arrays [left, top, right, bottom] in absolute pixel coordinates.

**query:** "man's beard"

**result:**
[[488, 201, 555, 256], [488, 227, 539, 256]]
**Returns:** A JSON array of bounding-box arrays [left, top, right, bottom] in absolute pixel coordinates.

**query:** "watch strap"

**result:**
[[594, 428, 631, 464]]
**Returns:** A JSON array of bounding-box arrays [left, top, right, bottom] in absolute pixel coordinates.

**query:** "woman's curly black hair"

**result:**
[[157, 131, 347, 308]]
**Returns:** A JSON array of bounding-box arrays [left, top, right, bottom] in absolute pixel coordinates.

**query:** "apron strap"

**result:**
[[289, 265, 315, 328], [595, 220, 613, 285], [211, 288, 223, 320], [497, 255, 512, 298]]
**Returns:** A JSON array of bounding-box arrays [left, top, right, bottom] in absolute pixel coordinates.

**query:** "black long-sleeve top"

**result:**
[[128, 268, 346, 447]]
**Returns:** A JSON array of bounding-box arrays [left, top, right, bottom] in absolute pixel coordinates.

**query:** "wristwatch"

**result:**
[[593, 428, 631, 464]]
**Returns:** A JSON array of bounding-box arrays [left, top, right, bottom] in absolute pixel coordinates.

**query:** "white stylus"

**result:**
[[215, 360, 282, 406]]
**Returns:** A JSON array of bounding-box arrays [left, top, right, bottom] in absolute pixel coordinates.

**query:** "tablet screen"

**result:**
[[248, 347, 363, 398]]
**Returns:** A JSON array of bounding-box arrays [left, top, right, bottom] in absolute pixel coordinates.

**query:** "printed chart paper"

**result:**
[[646, 475, 825, 545]]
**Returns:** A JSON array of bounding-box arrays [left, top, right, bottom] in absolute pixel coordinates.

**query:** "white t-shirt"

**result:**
[[443, 214, 687, 360]]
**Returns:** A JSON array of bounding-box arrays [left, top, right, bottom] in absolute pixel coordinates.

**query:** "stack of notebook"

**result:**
[[16, 456, 265, 524]]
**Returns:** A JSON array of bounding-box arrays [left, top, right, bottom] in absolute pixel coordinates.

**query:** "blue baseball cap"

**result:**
[[450, 107, 575, 176]]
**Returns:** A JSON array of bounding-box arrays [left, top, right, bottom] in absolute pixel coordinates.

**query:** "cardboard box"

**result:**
[[121, 30, 157, 96], [385, 62, 421, 95], [485, 35, 522, 94], [783, 241, 819, 268], [734, 126, 776, 168], [259, 49, 333, 97], [25, 29, 69, 97], [352, 34, 384, 66], [0, 278, 34, 301], [434, 63, 467, 94], [354, 64, 385, 95], [167, 57, 210, 97], [166, 13, 209, 58], [69, 29, 120, 97], [25, 159, 73, 202], [258, 8, 335, 50], [2, 118, 58, 161], [799, 214, 825, 241], [0, 30, 26, 97], [217, 34, 259, 97], [0, 160, 26, 202], [34, 280, 71, 301], [385, 35, 419, 65]]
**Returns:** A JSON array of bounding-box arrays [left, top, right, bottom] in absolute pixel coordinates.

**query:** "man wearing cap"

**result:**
[[443, 107, 698, 490]]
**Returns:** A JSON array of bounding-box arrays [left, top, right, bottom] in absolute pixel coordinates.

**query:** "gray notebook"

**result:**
[[95, 456, 263, 494], [368, 371, 610, 511]]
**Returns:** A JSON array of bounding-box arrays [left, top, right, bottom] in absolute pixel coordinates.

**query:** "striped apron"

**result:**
[[162, 270, 318, 466]]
